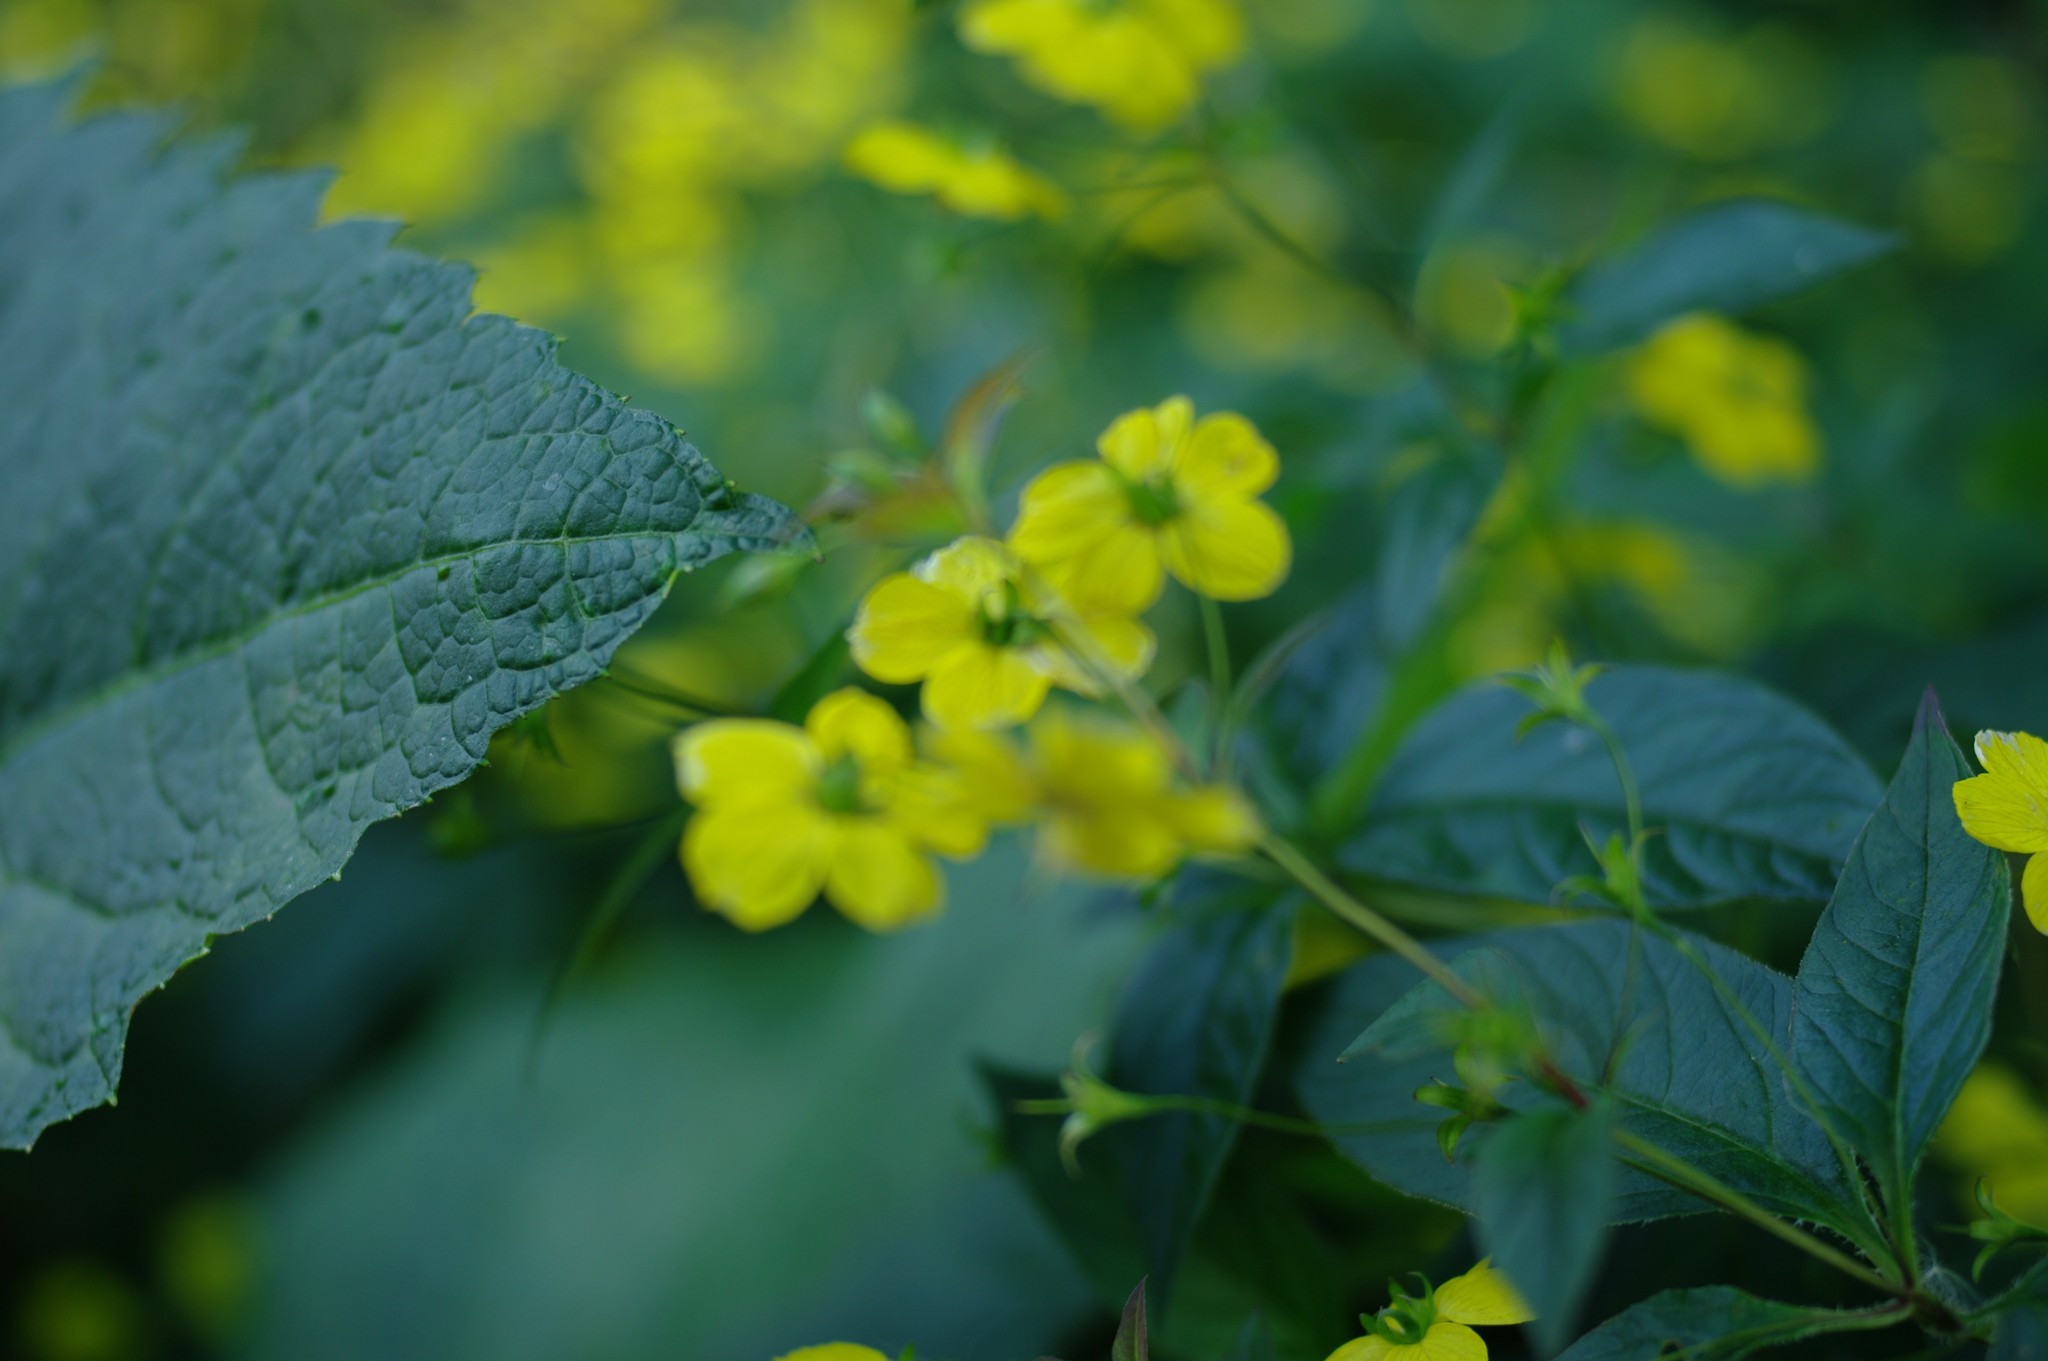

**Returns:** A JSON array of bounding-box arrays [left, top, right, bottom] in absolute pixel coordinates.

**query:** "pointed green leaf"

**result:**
[[0, 80, 805, 1148], [1472, 1101, 1618, 1355], [1561, 199, 1899, 353], [1790, 691, 2010, 1213], [1294, 921, 1867, 1240], [1112, 1279, 1149, 1361], [1108, 888, 1294, 1314], [1556, 1288, 1903, 1361], [1343, 667, 1882, 910]]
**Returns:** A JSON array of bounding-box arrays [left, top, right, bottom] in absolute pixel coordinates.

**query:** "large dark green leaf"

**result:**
[[1293, 920, 1864, 1238], [1790, 693, 2010, 1216], [1108, 890, 1295, 1314], [1341, 667, 1881, 910], [0, 81, 804, 1148], [1561, 199, 1899, 353], [1472, 1102, 1618, 1354], [1555, 1288, 1902, 1361], [1995, 1305, 2048, 1361]]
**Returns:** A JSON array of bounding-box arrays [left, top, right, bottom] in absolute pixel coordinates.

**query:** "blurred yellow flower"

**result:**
[[1627, 314, 1822, 489], [927, 709, 1259, 878], [1326, 1258, 1534, 1361], [1954, 730, 2048, 934], [1009, 396, 1291, 612], [1937, 1063, 2048, 1226], [1612, 18, 1831, 161], [958, 0, 1244, 133], [845, 121, 1066, 221], [849, 537, 1154, 730], [672, 689, 984, 932], [776, 1348, 891, 1361]]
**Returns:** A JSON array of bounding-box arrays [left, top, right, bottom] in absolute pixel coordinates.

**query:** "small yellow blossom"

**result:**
[[775, 1347, 891, 1361], [845, 121, 1066, 221], [1954, 730, 2048, 934], [1009, 397, 1292, 613], [672, 689, 984, 932], [927, 708, 1259, 878], [848, 537, 1155, 730], [1627, 313, 1822, 489], [1326, 1259, 1534, 1361], [957, 0, 1244, 133]]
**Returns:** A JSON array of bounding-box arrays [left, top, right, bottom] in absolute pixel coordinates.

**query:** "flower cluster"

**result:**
[[957, 0, 1245, 133], [1627, 312, 1822, 489], [673, 398, 1283, 932]]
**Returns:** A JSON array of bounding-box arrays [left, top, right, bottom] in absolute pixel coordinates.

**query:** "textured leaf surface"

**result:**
[[1472, 1102, 1617, 1354], [1293, 920, 1863, 1236], [0, 81, 803, 1148], [1555, 1288, 1898, 1361], [1790, 693, 2009, 1211], [1108, 891, 1294, 1315], [1562, 199, 1898, 353], [1342, 667, 1881, 910]]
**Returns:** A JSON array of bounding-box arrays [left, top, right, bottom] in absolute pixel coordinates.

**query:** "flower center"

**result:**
[[977, 579, 1049, 649], [816, 755, 868, 815], [1364, 1274, 1438, 1346], [1119, 472, 1181, 527]]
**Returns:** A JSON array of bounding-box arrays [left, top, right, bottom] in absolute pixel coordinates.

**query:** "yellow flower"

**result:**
[[672, 689, 985, 932], [926, 708, 1260, 878], [1954, 730, 2048, 934], [1009, 396, 1292, 613], [1626, 313, 1822, 489], [957, 0, 1243, 132], [845, 121, 1066, 221], [1937, 1063, 2048, 1227], [848, 537, 1156, 730], [775, 1348, 890, 1361], [1325, 1259, 1534, 1361]]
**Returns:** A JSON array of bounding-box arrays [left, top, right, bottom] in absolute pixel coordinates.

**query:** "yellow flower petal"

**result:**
[[844, 121, 960, 193], [921, 726, 1040, 823], [1043, 807, 1182, 879], [1161, 497, 1292, 600], [2026, 853, 2048, 936], [848, 574, 975, 684], [1955, 730, 2048, 854], [682, 799, 834, 931], [776, 1346, 893, 1361], [885, 764, 990, 858], [1176, 411, 1278, 502], [1031, 612, 1157, 695], [1097, 396, 1193, 481], [806, 688, 914, 773], [1324, 1338, 1391, 1361], [922, 641, 1053, 729], [825, 818, 944, 930], [1010, 461, 1133, 560], [1435, 1257, 1536, 1326], [1161, 785, 1261, 854], [916, 534, 1015, 604], [672, 720, 819, 805], [1412, 1322, 1488, 1361], [1031, 707, 1173, 798]]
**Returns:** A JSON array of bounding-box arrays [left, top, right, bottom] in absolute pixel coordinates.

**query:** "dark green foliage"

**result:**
[[0, 80, 803, 1148], [1342, 667, 1882, 910]]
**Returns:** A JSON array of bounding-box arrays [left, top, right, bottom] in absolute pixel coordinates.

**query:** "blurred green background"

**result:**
[[5, 0, 2048, 1357]]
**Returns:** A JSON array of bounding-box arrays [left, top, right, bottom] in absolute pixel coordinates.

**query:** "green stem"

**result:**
[[1259, 832, 1485, 1011], [1584, 713, 1645, 848], [1614, 1128, 1898, 1296], [1199, 595, 1233, 774], [525, 807, 690, 1076]]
